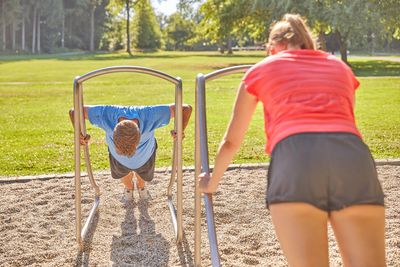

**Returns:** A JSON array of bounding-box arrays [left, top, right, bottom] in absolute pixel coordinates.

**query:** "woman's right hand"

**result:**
[[198, 172, 219, 194]]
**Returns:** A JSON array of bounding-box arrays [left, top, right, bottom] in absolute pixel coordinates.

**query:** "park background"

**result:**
[[0, 0, 399, 177], [0, 1, 399, 266]]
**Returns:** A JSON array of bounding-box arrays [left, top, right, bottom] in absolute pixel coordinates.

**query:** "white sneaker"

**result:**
[[138, 187, 152, 201], [123, 188, 134, 201]]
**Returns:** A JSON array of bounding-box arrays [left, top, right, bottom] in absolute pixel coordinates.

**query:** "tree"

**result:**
[[88, 0, 102, 51], [164, 12, 195, 50], [63, 0, 109, 51], [0, 0, 7, 51], [251, 0, 376, 64], [198, 0, 235, 53], [113, 0, 135, 54], [132, 0, 162, 50], [0, 0, 21, 52], [198, 0, 269, 54], [125, 0, 132, 54]]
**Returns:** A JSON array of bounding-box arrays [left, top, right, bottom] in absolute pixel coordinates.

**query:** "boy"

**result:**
[[70, 104, 192, 201]]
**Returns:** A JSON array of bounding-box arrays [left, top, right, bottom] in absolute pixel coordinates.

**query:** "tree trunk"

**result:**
[[32, 5, 37, 53], [1, 0, 6, 51], [37, 11, 40, 54], [126, 0, 131, 55], [61, 12, 65, 48], [89, 4, 95, 51], [335, 30, 349, 66], [21, 17, 25, 51], [227, 34, 233, 54], [218, 39, 225, 54], [12, 21, 16, 51], [317, 32, 327, 51]]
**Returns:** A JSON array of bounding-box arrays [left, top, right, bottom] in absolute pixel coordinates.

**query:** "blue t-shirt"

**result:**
[[88, 105, 171, 169]]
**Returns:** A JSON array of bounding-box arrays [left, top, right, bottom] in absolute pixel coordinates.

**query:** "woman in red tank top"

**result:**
[[199, 14, 386, 267]]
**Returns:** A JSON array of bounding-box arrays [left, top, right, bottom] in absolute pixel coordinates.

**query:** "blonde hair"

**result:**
[[267, 14, 315, 52], [113, 120, 140, 157]]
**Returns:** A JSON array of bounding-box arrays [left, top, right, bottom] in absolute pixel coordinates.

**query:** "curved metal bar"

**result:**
[[79, 83, 100, 196], [74, 81, 101, 250], [167, 139, 177, 197], [194, 65, 253, 267], [174, 79, 184, 243], [204, 65, 253, 82], [167, 197, 178, 237], [74, 67, 184, 250], [166, 79, 184, 243], [75, 66, 181, 85], [81, 196, 100, 241]]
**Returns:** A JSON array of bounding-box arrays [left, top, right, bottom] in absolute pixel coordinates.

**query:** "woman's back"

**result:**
[[244, 49, 361, 153]]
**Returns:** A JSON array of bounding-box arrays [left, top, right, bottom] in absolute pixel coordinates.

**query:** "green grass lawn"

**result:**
[[0, 51, 399, 176]]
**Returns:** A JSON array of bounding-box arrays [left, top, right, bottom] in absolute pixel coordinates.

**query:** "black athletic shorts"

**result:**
[[266, 133, 385, 212], [108, 142, 157, 182]]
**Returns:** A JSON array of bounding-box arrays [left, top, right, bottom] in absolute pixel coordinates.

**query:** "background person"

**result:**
[[70, 103, 192, 202], [199, 14, 386, 267]]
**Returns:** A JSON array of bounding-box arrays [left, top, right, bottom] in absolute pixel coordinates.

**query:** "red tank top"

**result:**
[[243, 50, 361, 154]]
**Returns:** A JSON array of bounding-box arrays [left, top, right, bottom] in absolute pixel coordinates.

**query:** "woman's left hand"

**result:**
[[198, 172, 219, 193]]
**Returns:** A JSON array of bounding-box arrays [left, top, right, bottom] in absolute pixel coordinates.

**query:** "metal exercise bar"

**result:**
[[194, 65, 253, 267], [74, 81, 100, 250], [74, 66, 183, 250], [167, 79, 184, 243]]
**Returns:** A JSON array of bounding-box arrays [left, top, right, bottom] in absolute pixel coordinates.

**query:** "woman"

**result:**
[[198, 14, 386, 267]]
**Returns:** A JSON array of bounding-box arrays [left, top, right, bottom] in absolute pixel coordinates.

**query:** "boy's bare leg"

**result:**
[[134, 172, 146, 189], [121, 172, 134, 190]]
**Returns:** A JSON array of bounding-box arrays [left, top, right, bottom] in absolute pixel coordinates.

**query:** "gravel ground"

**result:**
[[0, 165, 399, 266]]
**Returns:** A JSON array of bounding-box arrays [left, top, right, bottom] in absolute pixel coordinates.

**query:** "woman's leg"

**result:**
[[270, 203, 329, 267], [329, 205, 386, 267]]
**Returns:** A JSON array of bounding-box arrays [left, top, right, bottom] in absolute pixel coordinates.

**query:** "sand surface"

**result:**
[[0, 165, 399, 266]]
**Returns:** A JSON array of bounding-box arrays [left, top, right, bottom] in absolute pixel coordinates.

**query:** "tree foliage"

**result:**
[[249, 0, 399, 63], [131, 0, 161, 50], [0, 0, 399, 56], [163, 13, 195, 50]]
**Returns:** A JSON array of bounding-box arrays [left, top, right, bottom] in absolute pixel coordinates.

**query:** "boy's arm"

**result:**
[[69, 106, 91, 145], [169, 104, 193, 136], [69, 106, 90, 126]]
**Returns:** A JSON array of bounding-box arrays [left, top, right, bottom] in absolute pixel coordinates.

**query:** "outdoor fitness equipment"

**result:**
[[194, 65, 253, 267], [73, 66, 184, 250]]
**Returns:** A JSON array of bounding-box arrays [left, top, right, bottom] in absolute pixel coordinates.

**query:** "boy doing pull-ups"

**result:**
[[70, 104, 192, 201]]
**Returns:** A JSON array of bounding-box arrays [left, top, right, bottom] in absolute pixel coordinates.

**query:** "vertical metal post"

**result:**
[[195, 74, 221, 267], [198, 75, 221, 267], [73, 79, 82, 248], [194, 75, 203, 266], [175, 78, 183, 243], [194, 65, 252, 266]]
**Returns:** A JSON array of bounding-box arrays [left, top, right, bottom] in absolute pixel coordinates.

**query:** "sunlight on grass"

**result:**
[[0, 52, 398, 176]]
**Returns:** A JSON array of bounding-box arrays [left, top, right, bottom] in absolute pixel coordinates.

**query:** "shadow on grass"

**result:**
[[0, 51, 264, 63], [350, 60, 400, 77], [1, 53, 399, 77]]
